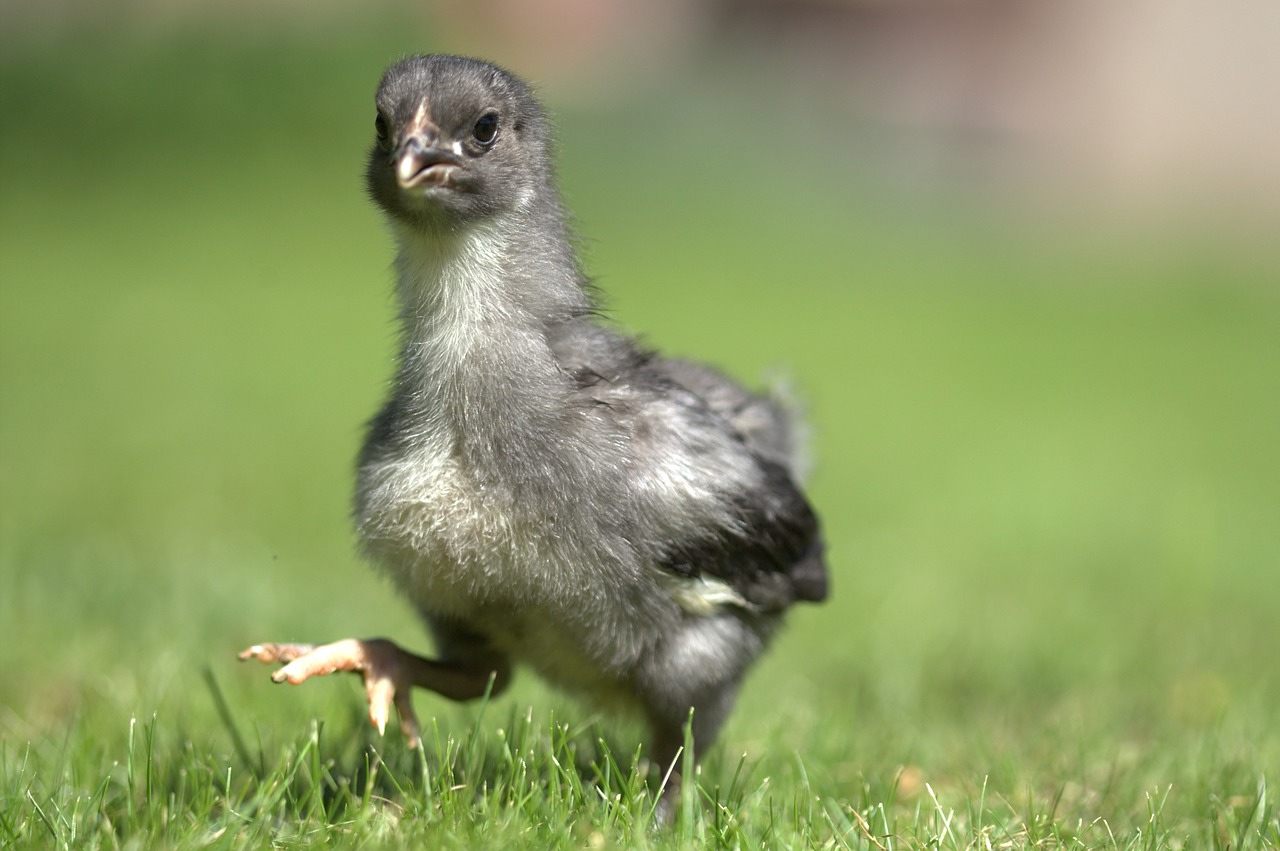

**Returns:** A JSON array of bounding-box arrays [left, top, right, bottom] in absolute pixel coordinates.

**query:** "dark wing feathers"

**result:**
[[553, 321, 828, 614], [648, 371, 828, 614], [659, 453, 828, 613]]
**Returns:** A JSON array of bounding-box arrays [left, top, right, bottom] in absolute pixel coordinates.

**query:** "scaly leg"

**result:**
[[238, 637, 504, 747]]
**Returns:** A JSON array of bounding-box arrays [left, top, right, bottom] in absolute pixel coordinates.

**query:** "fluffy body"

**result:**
[[354, 211, 809, 737]]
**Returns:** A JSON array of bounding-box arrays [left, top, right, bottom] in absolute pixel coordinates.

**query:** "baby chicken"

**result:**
[[241, 54, 828, 811]]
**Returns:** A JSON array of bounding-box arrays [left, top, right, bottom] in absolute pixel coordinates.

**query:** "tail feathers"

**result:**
[[790, 538, 829, 603]]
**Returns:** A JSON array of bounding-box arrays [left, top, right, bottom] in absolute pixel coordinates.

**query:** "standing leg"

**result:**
[[646, 680, 741, 824]]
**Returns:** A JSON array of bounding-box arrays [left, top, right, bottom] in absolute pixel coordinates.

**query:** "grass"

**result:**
[[2, 18, 1279, 850]]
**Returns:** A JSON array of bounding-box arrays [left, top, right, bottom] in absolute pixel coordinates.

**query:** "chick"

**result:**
[[240, 54, 828, 811]]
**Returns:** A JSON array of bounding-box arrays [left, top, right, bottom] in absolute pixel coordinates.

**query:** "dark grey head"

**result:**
[[366, 55, 551, 230]]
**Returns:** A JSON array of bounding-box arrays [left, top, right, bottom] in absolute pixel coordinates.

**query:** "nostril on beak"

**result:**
[[396, 138, 427, 186]]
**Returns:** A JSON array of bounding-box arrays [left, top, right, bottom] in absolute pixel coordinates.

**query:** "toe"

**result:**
[[238, 642, 317, 664], [366, 675, 395, 735], [273, 639, 364, 682], [394, 689, 422, 748]]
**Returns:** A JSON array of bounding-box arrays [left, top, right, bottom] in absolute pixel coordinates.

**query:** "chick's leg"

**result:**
[[238, 637, 507, 747]]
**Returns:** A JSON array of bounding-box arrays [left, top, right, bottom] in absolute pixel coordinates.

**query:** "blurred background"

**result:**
[[2, 0, 1277, 769]]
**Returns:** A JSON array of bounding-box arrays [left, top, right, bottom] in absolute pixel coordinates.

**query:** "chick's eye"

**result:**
[[473, 111, 499, 146], [374, 113, 389, 144]]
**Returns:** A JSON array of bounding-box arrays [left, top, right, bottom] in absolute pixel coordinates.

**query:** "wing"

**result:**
[[552, 322, 828, 613], [657, 448, 828, 613], [652, 357, 800, 471], [630, 375, 827, 614]]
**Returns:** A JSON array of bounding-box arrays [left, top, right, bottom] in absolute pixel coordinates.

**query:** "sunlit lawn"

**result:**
[[1, 24, 1277, 849]]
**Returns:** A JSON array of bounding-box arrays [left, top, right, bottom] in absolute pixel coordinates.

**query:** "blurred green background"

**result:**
[[2, 0, 1277, 805]]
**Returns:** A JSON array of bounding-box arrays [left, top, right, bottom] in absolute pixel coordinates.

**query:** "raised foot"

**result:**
[[238, 637, 423, 747]]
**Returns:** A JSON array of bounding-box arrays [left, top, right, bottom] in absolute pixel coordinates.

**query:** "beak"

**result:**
[[395, 130, 463, 189]]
